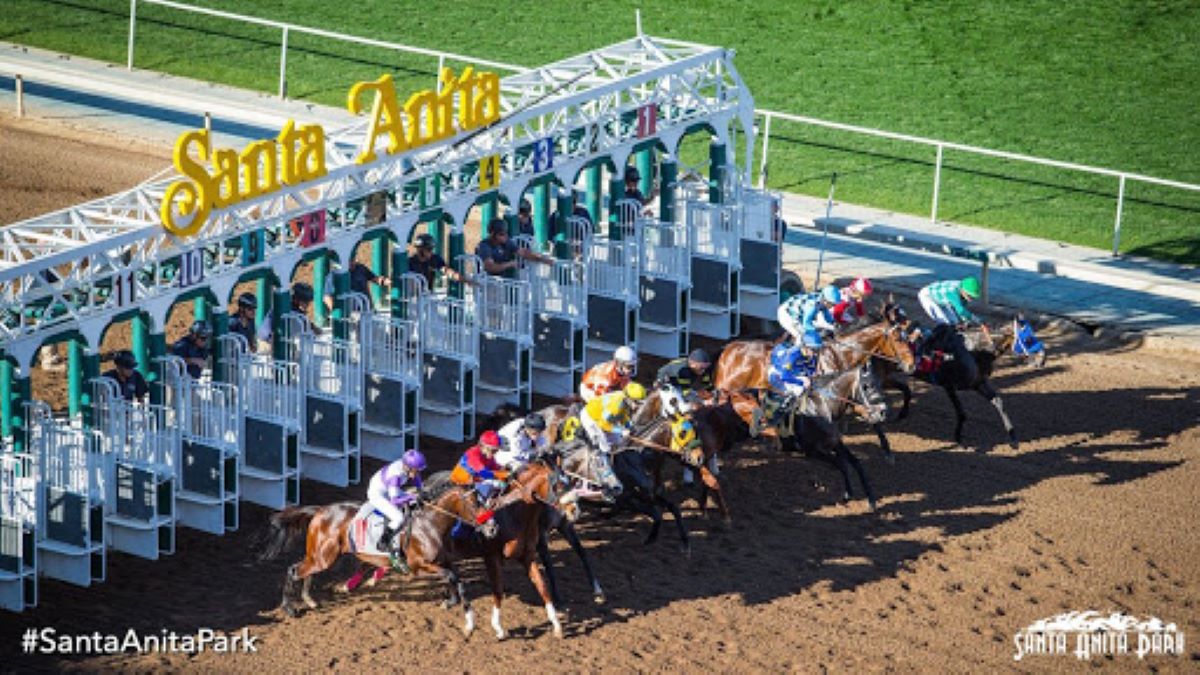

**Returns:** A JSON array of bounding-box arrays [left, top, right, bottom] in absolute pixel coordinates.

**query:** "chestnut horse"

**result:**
[[447, 461, 568, 639], [260, 484, 492, 626]]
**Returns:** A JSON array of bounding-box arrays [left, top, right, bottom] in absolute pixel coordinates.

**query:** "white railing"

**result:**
[[119, 2, 1199, 259], [366, 314, 420, 383], [526, 260, 587, 318], [421, 296, 478, 363], [755, 108, 1200, 256], [641, 219, 691, 281], [126, 0, 528, 99], [587, 238, 640, 299], [303, 335, 362, 402], [687, 201, 741, 260]]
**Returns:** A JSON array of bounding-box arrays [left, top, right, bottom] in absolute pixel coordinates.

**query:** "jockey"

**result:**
[[579, 382, 647, 454], [366, 449, 426, 571], [449, 431, 511, 509], [918, 277, 981, 327], [581, 345, 637, 402], [768, 330, 822, 403], [816, 277, 873, 330], [496, 413, 549, 471], [654, 348, 714, 398], [778, 286, 841, 345]]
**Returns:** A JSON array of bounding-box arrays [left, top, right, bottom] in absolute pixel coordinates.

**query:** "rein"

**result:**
[[830, 333, 910, 367]]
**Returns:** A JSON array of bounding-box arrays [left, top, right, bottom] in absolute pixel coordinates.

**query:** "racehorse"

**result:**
[[446, 461, 568, 639], [638, 393, 748, 522], [881, 304, 1040, 450], [260, 483, 491, 627]]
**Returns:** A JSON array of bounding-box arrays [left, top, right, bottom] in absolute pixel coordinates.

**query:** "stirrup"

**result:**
[[389, 551, 411, 575]]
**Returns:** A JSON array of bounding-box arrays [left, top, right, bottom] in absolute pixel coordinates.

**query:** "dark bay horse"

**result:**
[[261, 484, 491, 626], [638, 395, 748, 522]]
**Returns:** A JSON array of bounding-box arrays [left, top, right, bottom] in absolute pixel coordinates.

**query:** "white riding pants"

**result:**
[[367, 472, 406, 529]]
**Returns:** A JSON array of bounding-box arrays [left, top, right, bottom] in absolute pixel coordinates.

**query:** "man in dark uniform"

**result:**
[[258, 282, 315, 350], [516, 199, 535, 237], [571, 187, 593, 226], [171, 321, 212, 379], [103, 350, 149, 402], [654, 348, 714, 397], [474, 219, 554, 277], [229, 292, 258, 347], [623, 166, 646, 205], [408, 232, 470, 289], [322, 261, 392, 312]]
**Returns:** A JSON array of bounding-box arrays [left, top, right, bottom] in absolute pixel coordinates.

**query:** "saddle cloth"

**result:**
[[349, 502, 389, 555]]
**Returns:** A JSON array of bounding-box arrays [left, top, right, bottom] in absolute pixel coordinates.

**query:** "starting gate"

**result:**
[[519, 250, 588, 397], [460, 255, 534, 411], [575, 216, 640, 368], [0, 451, 38, 611], [27, 404, 107, 588], [159, 356, 240, 535], [404, 274, 479, 442], [736, 188, 783, 320], [219, 333, 301, 509], [359, 300, 422, 462], [92, 378, 177, 561], [280, 313, 363, 488], [636, 217, 693, 358], [686, 200, 742, 339]]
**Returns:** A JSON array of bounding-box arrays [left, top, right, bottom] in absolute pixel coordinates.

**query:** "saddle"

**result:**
[[349, 503, 391, 555]]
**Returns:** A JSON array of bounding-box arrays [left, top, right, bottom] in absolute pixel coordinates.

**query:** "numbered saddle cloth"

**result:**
[[349, 502, 389, 555]]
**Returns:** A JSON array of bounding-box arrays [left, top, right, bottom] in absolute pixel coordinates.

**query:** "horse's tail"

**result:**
[[259, 506, 321, 562]]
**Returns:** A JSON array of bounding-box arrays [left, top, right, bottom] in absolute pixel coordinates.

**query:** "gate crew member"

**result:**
[[778, 285, 841, 345], [496, 413, 549, 471], [171, 320, 212, 379], [104, 350, 149, 403], [365, 449, 427, 572], [581, 345, 638, 402], [475, 218, 555, 278], [408, 233, 470, 290], [579, 383, 646, 454], [257, 281, 315, 352], [322, 261, 392, 312], [228, 292, 258, 347]]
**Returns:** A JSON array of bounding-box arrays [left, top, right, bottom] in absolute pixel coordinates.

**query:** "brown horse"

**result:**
[[448, 461, 568, 639], [260, 484, 492, 627]]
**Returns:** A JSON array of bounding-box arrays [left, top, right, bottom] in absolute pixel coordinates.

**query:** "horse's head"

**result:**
[[559, 441, 623, 503], [856, 364, 889, 425], [669, 413, 706, 468], [880, 323, 917, 374], [443, 487, 498, 538]]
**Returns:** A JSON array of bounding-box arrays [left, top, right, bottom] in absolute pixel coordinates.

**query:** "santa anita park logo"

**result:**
[[1013, 611, 1186, 662]]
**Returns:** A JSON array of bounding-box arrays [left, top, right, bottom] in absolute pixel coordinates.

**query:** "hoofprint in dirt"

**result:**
[[2, 116, 1198, 672]]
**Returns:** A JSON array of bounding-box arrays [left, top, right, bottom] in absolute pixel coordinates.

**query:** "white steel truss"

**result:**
[[0, 36, 754, 365]]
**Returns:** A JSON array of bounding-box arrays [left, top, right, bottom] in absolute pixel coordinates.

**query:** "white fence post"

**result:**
[[14, 74, 24, 118], [1112, 175, 1126, 257], [127, 0, 138, 70], [437, 54, 445, 91], [930, 143, 944, 225], [278, 26, 289, 99], [757, 112, 772, 190]]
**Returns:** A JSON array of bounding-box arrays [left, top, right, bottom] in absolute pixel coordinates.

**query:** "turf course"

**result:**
[[3, 0, 1198, 263]]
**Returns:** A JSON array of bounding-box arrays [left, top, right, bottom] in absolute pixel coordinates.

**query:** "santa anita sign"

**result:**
[[1013, 611, 1186, 662], [160, 68, 501, 236]]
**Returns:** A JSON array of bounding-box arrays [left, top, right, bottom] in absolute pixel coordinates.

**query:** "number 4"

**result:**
[[479, 155, 501, 190]]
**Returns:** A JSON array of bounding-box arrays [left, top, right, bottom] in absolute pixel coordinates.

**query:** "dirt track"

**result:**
[[2, 115, 1198, 672]]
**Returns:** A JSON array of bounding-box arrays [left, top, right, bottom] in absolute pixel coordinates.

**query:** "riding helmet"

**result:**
[[402, 449, 427, 471], [524, 413, 547, 432], [480, 430, 501, 449], [960, 276, 981, 299], [414, 232, 435, 250], [688, 348, 711, 365], [114, 350, 137, 369], [820, 285, 842, 305], [190, 321, 213, 338]]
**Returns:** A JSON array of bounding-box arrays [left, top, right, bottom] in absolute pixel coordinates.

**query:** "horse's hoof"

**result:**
[[554, 625, 564, 639], [334, 583, 351, 595], [303, 598, 318, 610], [593, 593, 607, 605], [494, 630, 508, 641], [282, 604, 297, 618]]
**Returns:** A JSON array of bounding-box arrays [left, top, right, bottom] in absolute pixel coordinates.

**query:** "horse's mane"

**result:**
[[420, 470, 458, 502]]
